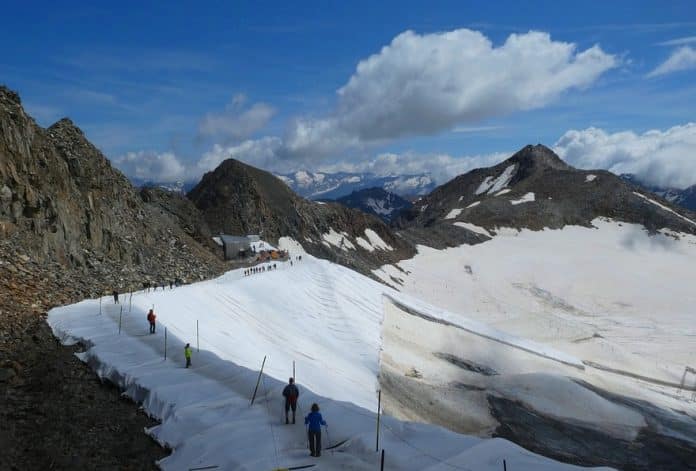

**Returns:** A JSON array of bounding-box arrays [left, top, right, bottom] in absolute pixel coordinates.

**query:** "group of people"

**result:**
[[283, 377, 327, 457], [138, 272, 328, 458], [142, 279, 183, 292], [243, 264, 277, 276]]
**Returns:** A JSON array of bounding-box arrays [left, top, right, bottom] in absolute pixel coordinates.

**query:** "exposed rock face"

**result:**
[[0, 85, 231, 470], [396, 144, 696, 243], [0, 85, 224, 283], [188, 158, 416, 273]]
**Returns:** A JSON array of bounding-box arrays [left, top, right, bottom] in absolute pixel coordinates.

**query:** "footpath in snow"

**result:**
[[48, 250, 610, 470]]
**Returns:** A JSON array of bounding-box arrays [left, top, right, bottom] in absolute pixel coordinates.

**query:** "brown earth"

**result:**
[[0, 236, 227, 470]]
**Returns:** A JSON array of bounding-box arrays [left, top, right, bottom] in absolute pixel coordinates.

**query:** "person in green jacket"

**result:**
[[184, 343, 192, 368]]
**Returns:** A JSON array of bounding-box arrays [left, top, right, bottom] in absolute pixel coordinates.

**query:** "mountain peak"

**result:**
[[507, 144, 572, 171], [0, 85, 21, 106], [48, 117, 85, 137]]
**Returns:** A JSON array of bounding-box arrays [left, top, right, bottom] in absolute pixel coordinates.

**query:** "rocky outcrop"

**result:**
[[188, 158, 416, 273], [0, 85, 228, 470], [0, 85, 224, 283], [396, 144, 696, 244]]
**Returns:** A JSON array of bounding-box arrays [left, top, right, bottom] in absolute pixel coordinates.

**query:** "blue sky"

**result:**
[[2, 1, 696, 187]]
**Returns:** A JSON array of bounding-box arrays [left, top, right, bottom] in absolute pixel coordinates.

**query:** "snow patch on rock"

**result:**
[[511, 192, 535, 205], [454, 222, 492, 237], [322, 228, 356, 250], [364, 228, 393, 251], [445, 208, 463, 220], [476, 165, 516, 195]]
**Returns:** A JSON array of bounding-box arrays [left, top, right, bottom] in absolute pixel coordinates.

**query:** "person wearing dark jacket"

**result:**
[[282, 377, 299, 424], [304, 403, 326, 457]]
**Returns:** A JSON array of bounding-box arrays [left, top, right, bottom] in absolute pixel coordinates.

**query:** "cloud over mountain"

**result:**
[[284, 29, 617, 159], [114, 150, 188, 182], [554, 123, 696, 189]]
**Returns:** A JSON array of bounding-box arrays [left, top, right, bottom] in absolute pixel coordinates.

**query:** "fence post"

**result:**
[[164, 327, 168, 360], [293, 360, 296, 381], [250, 355, 267, 405], [504, 459, 507, 471], [376, 389, 381, 452], [381, 449, 385, 471], [129, 292, 133, 313], [118, 306, 123, 334], [99, 296, 102, 315], [197, 320, 200, 352]]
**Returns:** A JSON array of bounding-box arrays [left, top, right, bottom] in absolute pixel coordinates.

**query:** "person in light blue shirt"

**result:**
[[304, 403, 326, 457]]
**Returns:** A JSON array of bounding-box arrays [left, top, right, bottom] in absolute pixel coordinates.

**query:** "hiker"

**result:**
[[113, 290, 119, 304], [305, 403, 326, 457], [282, 377, 299, 424], [184, 343, 192, 368], [147, 309, 156, 334]]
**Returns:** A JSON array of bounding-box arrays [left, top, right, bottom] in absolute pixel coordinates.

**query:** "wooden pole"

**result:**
[[250, 355, 267, 405], [376, 390, 381, 452], [503, 459, 507, 471], [197, 320, 200, 352], [381, 449, 385, 471], [129, 292, 133, 313], [118, 306, 123, 334], [164, 327, 168, 360], [99, 296, 102, 315], [293, 360, 295, 381]]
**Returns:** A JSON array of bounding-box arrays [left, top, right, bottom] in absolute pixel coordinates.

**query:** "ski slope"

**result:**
[[48, 246, 612, 470]]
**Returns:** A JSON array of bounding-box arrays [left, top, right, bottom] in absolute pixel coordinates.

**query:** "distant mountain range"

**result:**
[[620, 174, 696, 212], [129, 178, 196, 195], [330, 187, 413, 223], [275, 170, 436, 200]]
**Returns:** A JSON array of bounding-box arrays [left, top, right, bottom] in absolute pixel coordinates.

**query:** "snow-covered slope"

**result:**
[[374, 219, 696, 468], [376, 219, 696, 378], [48, 241, 613, 470]]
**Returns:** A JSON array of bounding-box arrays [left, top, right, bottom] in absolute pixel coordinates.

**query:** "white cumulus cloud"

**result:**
[[284, 29, 616, 159], [554, 123, 696, 189], [114, 151, 188, 182], [648, 46, 696, 77], [195, 137, 284, 175]]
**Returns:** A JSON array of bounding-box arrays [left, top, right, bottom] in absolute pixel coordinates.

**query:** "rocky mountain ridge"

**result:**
[[188, 158, 416, 273], [396, 144, 696, 245], [0, 85, 224, 283]]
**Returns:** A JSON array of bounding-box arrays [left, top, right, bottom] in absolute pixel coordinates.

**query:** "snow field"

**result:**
[[376, 219, 696, 415], [380, 298, 646, 442], [48, 252, 613, 470]]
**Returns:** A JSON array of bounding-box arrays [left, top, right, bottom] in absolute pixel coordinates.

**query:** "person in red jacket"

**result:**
[[147, 309, 156, 334]]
